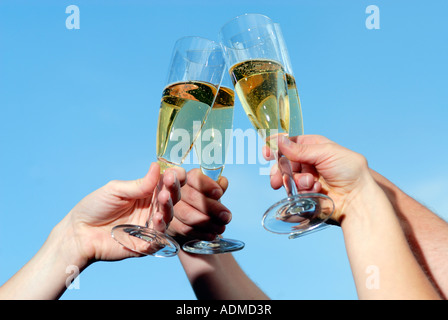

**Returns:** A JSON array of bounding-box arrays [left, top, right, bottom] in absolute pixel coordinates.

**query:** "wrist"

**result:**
[[49, 214, 91, 272], [5, 216, 93, 299], [339, 172, 394, 230]]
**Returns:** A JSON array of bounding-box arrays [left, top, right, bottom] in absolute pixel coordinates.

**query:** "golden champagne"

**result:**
[[194, 86, 235, 174], [156, 81, 217, 169], [229, 59, 289, 149], [286, 73, 304, 137]]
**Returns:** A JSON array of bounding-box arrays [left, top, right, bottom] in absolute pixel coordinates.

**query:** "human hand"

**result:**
[[264, 135, 374, 223], [263, 135, 442, 300], [167, 169, 232, 244], [61, 162, 186, 266]]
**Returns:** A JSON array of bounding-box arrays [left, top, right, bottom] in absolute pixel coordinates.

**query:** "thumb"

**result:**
[[278, 135, 331, 168], [112, 162, 161, 200]]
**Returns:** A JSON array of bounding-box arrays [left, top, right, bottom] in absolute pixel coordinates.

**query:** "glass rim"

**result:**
[[172, 35, 225, 67], [218, 13, 278, 51], [219, 14, 274, 43], [219, 13, 274, 32], [174, 35, 221, 49]]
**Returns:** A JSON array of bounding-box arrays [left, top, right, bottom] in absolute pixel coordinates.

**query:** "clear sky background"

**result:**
[[1, 0, 447, 300]]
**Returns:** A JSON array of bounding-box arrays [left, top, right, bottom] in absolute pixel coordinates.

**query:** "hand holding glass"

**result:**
[[111, 37, 226, 257], [182, 74, 245, 254], [219, 14, 334, 238]]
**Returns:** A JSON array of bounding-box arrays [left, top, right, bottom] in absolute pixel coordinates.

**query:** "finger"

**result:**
[[171, 200, 228, 235], [290, 160, 302, 173], [262, 145, 276, 161], [277, 135, 332, 167], [269, 135, 331, 190], [151, 211, 167, 233], [178, 184, 232, 225], [296, 180, 322, 194], [157, 188, 174, 228], [300, 163, 319, 179], [167, 217, 223, 241], [293, 173, 316, 191], [297, 134, 332, 145], [278, 135, 330, 167], [162, 169, 182, 205], [269, 163, 283, 190], [289, 135, 325, 176], [310, 181, 323, 193], [110, 162, 160, 200], [186, 168, 224, 200], [167, 166, 187, 187], [217, 176, 229, 194]]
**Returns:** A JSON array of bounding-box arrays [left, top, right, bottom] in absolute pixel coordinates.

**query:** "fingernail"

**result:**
[[219, 211, 231, 223], [270, 164, 278, 176], [299, 175, 313, 189], [280, 135, 292, 146], [211, 188, 222, 199], [166, 170, 177, 186]]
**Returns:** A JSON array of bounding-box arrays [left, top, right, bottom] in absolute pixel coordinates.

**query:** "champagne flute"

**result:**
[[182, 74, 245, 254], [273, 23, 304, 138], [274, 22, 331, 238], [111, 36, 226, 257], [219, 13, 335, 238]]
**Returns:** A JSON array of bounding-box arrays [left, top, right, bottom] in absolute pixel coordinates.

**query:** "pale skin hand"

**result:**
[[264, 134, 371, 224], [0, 162, 186, 299], [64, 163, 186, 262], [265, 135, 440, 299], [268, 135, 448, 298]]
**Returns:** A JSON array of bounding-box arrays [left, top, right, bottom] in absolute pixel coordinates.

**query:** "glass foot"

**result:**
[[111, 224, 179, 257], [182, 237, 245, 254], [262, 193, 334, 237], [288, 223, 331, 239]]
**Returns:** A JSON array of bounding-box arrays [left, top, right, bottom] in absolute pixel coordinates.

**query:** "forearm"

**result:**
[[178, 250, 269, 300], [371, 169, 448, 298], [0, 216, 88, 300], [341, 176, 440, 299]]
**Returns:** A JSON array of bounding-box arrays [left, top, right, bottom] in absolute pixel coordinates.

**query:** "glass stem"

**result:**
[[201, 166, 225, 242], [273, 150, 298, 198], [145, 180, 161, 228], [145, 160, 171, 229]]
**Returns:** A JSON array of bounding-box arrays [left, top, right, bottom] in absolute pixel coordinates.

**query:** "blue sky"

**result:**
[[1, 0, 447, 300]]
